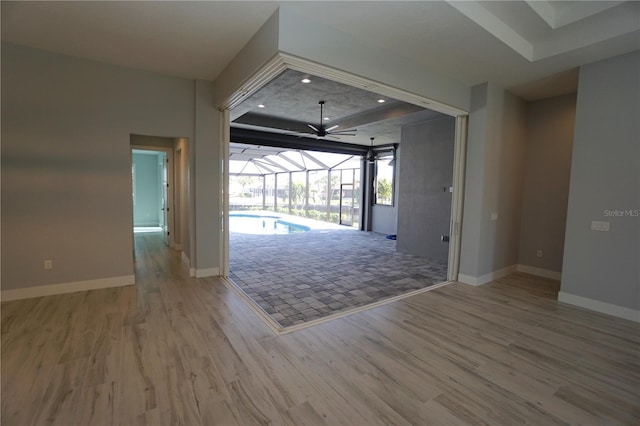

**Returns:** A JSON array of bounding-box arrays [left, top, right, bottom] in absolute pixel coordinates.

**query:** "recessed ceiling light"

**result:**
[[323, 117, 330, 121], [377, 99, 386, 103], [301, 78, 311, 84], [258, 104, 265, 108]]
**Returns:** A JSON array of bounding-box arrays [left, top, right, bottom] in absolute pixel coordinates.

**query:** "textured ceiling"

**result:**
[[231, 69, 445, 146]]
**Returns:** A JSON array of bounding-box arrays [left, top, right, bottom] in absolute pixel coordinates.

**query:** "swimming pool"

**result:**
[[229, 213, 310, 235]]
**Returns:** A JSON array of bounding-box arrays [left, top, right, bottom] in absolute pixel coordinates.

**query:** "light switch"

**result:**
[[591, 221, 610, 232]]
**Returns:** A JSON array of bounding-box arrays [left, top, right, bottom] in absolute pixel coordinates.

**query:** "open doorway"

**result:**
[[224, 69, 462, 331], [129, 134, 191, 274]]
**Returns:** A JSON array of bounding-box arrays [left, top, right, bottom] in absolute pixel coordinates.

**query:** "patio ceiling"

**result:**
[[230, 143, 362, 176], [231, 69, 445, 147]]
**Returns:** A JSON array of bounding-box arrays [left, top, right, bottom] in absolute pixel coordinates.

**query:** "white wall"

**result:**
[[518, 94, 576, 276], [459, 83, 528, 285], [560, 52, 640, 321], [372, 206, 397, 235], [1, 43, 219, 296]]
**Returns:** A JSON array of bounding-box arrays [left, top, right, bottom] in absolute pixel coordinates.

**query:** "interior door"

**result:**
[[339, 183, 354, 226], [160, 153, 169, 246]]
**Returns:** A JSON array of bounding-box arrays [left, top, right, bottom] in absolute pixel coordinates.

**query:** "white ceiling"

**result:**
[[1, 1, 280, 81], [2, 1, 638, 100]]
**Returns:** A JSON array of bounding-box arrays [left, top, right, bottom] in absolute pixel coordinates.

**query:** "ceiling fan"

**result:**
[[307, 101, 357, 138], [366, 137, 397, 165], [366, 137, 376, 163]]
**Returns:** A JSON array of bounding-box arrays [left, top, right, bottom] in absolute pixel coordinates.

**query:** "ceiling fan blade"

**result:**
[[325, 124, 340, 132], [307, 124, 319, 132], [329, 129, 357, 135], [234, 112, 315, 134]]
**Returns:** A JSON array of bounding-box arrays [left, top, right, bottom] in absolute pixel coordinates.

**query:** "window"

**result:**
[[375, 153, 395, 206]]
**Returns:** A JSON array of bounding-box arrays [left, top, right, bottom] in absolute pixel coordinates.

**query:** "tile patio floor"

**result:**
[[229, 215, 448, 329]]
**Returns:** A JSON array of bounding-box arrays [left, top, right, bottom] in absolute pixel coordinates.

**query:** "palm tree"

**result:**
[[377, 178, 392, 204]]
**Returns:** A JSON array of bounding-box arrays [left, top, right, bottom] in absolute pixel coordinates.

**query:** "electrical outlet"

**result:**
[[536, 250, 543, 258], [44, 259, 53, 270], [591, 221, 610, 232]]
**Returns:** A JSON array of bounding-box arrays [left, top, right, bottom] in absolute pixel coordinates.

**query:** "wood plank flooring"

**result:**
[[2, 233, 639, 425]]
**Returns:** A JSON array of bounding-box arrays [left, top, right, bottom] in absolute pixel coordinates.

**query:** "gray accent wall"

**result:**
[[519, 94, 576, 273], [560, 52, 640, 312], [396, 117, 455, 263]]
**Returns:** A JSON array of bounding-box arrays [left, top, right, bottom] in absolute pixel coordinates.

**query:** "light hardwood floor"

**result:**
[[2, 233, 639, 425]]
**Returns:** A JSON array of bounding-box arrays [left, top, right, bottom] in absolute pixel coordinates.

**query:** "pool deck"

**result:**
[[229, 211, 448, 330]]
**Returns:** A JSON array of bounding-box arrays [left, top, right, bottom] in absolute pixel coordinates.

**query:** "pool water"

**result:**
[[229, 214, 310, 235]]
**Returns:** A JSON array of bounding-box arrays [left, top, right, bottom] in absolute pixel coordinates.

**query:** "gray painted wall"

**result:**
[[1, 43, 218, 291], [561, 52, 640, 312], [193, 80, 221, 274], [459, 83, 527, 281], [519, 94, 576, 273], [396, 117, 455, 263], [133, 153, 161, 227], [459, 85, 488, 278]]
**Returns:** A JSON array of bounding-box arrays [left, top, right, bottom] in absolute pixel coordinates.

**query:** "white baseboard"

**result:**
[[196, 267, 220, 278], [458, 265, 517, 286], [1, 275, 135, 302], [516, 264, 561, 280], [180, 252, 196, 277], [457, 273, 480, 286], [558, 291, 640, 323]]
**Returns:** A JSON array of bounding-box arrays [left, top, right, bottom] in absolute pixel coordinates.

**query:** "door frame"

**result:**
[[217, 54, 468, 281], [339, 183, 354, 226]]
